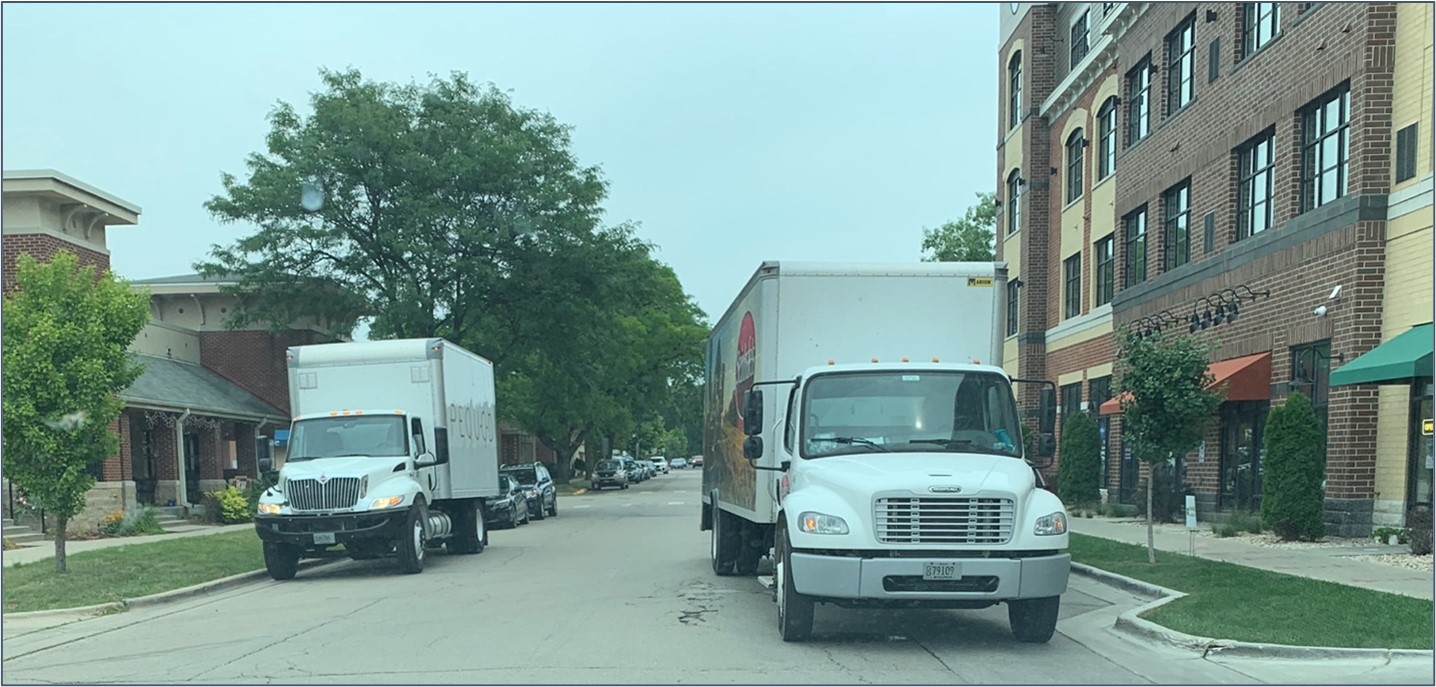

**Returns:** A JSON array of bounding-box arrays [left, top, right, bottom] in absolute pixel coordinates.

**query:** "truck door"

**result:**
[[412, 417, 438, 494]]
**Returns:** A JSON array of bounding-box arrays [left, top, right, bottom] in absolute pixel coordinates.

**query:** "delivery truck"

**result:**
[[255, 338, 501, 579], [700, 261, 1067, 642]]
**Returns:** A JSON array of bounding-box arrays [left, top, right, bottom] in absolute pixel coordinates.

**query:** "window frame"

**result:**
[[1396, 123, 1419, 183], [1163, 181, 1191, 270], [1061, 382, 1084, 421], [1070, 10, 1090, 68], [1009, 52, 1024, 130], [1063, 253, 1083, 319], [1241, 2, 1281, 58], [1006, 279, 1020, 337], [1007, 169, 1023, 235], [1066, 129, 1086, 204], [1123, 206, 1148, 288], [1126, 57, 1152, 145], [1094, 236, 1115, 307], [1301, 86, 1351, 212], [1098, 98, 1118, 180], [1165, 15, 1196, 116], [1237, 130, 1276, 240]]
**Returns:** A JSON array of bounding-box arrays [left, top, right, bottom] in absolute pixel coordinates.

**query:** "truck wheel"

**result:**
[[263, 542, 301, 581], [710, 505, 739, 576], [447, 502, 485, 555], [396, 506, 427, 574], [776, 523, 814, 642], [1008, 596, 1061, 643]]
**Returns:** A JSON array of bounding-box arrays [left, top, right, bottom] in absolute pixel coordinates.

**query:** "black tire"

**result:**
[[395, 505, 427, 574], [710, 505, 740, 576], [263, 542, 301, 581], [777, 522, 814, 642], [521, 506, 530, 525], [533, 501, 546, 521], [447, 502, 486, 555], [508, 507, 520, 529], [1008, 596, 1061, 643], [548, 495, 558, 517]]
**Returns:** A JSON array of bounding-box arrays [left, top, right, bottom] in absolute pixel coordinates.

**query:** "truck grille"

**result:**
[[874, 497, 1015, 545], [286, 478, 362, 511]]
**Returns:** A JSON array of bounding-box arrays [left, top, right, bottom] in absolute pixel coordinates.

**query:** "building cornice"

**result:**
[[1039, 3, 1148, 121]]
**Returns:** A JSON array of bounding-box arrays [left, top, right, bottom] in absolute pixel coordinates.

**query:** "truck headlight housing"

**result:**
[[371, 495, 405, 509], [257, 502, 282, 515], [798, 512, 849, 535], [1034, 512, 1068, 536]]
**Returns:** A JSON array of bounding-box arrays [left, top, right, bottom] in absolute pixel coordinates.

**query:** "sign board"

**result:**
[[1185, 494, 1197, 530], [1423, 418, 1433, 436], [273, 428, 290, 448], [968, 277, 994, 287]]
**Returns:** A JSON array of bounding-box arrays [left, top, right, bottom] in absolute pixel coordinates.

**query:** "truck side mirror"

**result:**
[[743, 389, 764, 436], [743, 436, 764, 461], [414, 452, 439, 468]]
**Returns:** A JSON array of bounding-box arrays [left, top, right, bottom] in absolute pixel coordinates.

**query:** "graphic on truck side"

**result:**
[[704, 307, 759, 512]]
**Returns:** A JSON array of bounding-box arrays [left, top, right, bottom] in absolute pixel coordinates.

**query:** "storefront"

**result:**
[[1330, 322, 1434, 519]]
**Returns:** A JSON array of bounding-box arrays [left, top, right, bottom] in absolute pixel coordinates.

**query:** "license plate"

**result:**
[[923, 562, 961, 581], [313, 532, 336, 545]]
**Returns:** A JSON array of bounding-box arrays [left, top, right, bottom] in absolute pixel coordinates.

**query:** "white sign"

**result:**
[[1185, 494, 1197, 530]]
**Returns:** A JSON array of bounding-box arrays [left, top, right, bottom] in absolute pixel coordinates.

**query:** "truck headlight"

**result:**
[[798, 512, 849, 535], [257, 502, 282, 515], [371, 496, 405, 509], [1034, 512, 1068, 536]]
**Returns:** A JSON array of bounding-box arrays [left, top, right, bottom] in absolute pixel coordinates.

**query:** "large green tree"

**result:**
[[1116, 327, 1225, 563], [2, 252, 150, 572], [920, 191, 997, 262]]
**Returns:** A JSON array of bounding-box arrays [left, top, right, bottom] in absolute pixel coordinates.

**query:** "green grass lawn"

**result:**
[[1069, 533, 1434, 650], [2, 531, 265, 613]]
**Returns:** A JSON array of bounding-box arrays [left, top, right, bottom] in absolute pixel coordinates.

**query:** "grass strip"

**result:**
[[1069, 533, 1434, 650], [3, 530, 263, 613]]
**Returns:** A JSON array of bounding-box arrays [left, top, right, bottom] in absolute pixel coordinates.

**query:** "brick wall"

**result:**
[[198, 329, 333, 415], [1, 233, 110, 292]]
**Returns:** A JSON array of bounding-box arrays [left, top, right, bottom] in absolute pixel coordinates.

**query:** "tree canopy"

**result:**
[[920, 191, 997, 262]]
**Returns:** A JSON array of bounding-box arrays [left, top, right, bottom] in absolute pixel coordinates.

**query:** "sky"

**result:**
[[2, 1, 999, 330]]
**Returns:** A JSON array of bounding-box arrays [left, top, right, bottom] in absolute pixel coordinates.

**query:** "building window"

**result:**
[[1006, 280, 1020, 337], [1071, 10, 1090, 68], [1061, 382, 1084, 421], [1098, 97, 1118, 180], [1067, 129, 1086, 203], [1007, 169, 1022, 234], [1236, 131, 1276, 240], [1009, 52, 1023, 130], [1088, 376, 1112, 414], [1165, 15, 1196, 116], [1242, 3, 1280, 57], [1127, 57, 1152, 145], [1064, 253, 1082, 319], [1301, 86, 1350, 212], [1396, 123, 1419, 183], [1290, 341, 1332, 461], [1123, 206, 1148, 288], [1094, 236, 1114, 306], [1163, 181, 1191, 270]]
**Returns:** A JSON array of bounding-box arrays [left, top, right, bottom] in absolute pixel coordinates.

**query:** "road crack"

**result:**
[[185, 598, 382, 681]]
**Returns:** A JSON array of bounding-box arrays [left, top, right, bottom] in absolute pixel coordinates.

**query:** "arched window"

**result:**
[[1066, 129, 1086, 203], [1008, 52, 1023, 130], [1006, 169, 1022, 234], [1097, 98, 1118, 180]]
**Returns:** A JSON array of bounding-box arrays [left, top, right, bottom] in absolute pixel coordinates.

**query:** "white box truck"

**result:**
[[700, 261, 1067, 642], [255, 338, 501, 578]]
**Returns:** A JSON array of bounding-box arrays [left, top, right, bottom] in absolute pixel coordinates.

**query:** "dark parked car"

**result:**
[[502, 463, 558, 519], [592, 459, 629, 490], [484, 475, 531, 528]]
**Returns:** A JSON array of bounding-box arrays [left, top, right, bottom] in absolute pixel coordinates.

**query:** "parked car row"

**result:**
[[483, 462, 559, 529], [589, 455, 679, 491]]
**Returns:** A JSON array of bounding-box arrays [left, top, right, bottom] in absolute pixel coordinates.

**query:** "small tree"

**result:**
[[1260, 391, 1326, 541], [1116, 327, 1225, 563], [2, 251, 149, 572], [920, 192, 996, 262], [1057, 411, 1102, 507]]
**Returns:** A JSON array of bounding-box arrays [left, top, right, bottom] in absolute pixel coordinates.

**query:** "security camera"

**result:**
[[1314, 305, 1328, 317]]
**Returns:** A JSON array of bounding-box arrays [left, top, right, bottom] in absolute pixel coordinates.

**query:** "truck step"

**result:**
[[757, 575, 775, 590]]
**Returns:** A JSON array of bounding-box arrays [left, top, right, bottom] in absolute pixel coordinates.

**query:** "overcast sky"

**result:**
[[2, 1, 998, 328]]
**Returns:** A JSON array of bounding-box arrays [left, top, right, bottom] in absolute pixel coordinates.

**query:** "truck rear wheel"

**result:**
[[396, 506, 427, 574], [1008, 596, 1061, 643], [710, 505, 740, 576], [447, 502, 486, 555], [776, 522, 814, 642], [263, 542, 300, 581]]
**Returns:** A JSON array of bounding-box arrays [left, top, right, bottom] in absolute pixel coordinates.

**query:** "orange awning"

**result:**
[[1098, 352, 1272, 415]]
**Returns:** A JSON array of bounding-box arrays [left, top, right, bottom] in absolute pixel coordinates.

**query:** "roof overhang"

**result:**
[[2, 169, 142, 225], [1331, 323, 1434, 387], [1100, 352, 1273, 415]]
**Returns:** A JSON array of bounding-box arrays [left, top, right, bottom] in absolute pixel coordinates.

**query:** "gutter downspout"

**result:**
[[176, 409, 192, 508]]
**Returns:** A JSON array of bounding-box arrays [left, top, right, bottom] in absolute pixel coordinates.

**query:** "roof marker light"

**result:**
[[932, 357, 940, 363], [871, 357, 879, 363], [827, 359, 836, 365], [972, 359, 982, 364], [901, 357, 910, 362]]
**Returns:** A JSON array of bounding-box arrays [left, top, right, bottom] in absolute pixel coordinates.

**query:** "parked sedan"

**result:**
[[591, 459, 629, 490], [669, 457, 688, 470], [650, 456, 669, 474], [502, 463, 558, 519], [484, 475, 531, 528]]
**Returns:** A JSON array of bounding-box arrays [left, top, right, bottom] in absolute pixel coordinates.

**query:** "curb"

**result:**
[[2, 559, 341, 621], [1070, 563, 1434, 661]]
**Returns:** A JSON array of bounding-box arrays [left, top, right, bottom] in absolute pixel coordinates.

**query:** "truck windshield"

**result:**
[[288, 416, 409, 462], [800, 370, 1023, 459]]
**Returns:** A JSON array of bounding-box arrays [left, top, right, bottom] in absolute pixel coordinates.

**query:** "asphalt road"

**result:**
[[2, 469, 1430, 684]]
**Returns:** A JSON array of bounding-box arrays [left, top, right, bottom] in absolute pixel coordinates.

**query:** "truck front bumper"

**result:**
[[789, 551, 1070, 601], [255, 509, 408, 549]]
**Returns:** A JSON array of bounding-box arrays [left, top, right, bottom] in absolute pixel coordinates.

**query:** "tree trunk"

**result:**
[[54, 515, 69, 573], [1146, 468, 1156, 565]]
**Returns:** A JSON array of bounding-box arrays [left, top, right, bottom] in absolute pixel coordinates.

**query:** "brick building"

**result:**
[[997, 3, 1433, 536]]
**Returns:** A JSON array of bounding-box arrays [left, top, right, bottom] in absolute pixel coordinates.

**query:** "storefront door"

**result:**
[[1408, 380, 1433, 516], [1220, 401, 1268, 512]]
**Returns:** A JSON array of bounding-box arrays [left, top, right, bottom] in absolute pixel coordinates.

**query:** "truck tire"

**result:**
[[447, 502, 486, 555], [263, 542, 300, 581], [776, 522, 814, 642], [710, 504, 740, 576], [396, 506, 427, 574], [1008, 596, 1061, 643]]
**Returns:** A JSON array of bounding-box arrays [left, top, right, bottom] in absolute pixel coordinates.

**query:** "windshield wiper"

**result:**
[[909, 438, 1018, 457], [814, 436, 891, 452]]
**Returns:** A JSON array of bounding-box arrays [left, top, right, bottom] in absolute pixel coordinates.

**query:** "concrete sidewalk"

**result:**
[[2, 523, 252, 567], [1069, 517, 1435, 601]]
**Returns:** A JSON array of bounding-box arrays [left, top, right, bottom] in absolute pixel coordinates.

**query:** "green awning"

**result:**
[[1330, 323, 1434, 387]]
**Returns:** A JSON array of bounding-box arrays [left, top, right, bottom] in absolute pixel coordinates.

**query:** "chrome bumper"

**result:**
[[789, 552, 1070, 601]]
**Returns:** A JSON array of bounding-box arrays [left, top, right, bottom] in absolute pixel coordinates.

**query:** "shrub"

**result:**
[[99, 509, 127, 535], [211, 486, 254, 524], [1260, 391, 1326, 541], [1228, 512, 1264, 535], [1213, 524, 1239, 538], [1021, 423, 1038, 461], [1407, 510, 1433, 556], [1374, 526, 1410, 545], [102, 507, 166, 537], [1057, 412, 1102, 507]]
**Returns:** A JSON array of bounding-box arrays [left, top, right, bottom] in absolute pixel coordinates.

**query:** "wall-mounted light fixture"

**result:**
[[1205, 9, 1218, 22]]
